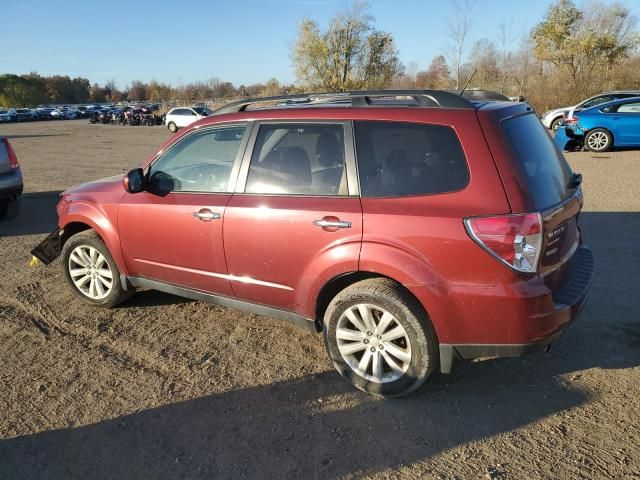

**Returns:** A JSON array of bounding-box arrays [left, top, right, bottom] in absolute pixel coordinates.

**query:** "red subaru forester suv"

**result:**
[[33, 90, 593, 397]]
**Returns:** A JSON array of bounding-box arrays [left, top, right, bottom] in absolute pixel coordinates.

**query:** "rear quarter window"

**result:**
[[502, 113, 574, 209], [354, 121, 469, 197]]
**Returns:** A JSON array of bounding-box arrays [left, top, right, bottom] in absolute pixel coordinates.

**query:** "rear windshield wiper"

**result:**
[[569, 172, 582, 188]]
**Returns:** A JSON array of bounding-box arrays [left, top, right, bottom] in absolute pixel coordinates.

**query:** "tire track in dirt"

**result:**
[[11, 282, 193, 394]]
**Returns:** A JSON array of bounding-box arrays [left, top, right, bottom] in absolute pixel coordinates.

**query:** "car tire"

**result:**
[[585, 128, 613, 152], [550, 117, 563, 131], [168, 122, 178, 133], [323, 278, 438, 397], [0, 197, 19, 221], [61, 230, 133, 308]]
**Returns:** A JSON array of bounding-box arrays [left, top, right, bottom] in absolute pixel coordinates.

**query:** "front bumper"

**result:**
[[31, 228, 63, 265], [540, 113, 552, 129], [438, 246, 594, 373]]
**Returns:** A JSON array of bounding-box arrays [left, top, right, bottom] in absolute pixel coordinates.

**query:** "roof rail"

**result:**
[[212, 89, 496, 115]]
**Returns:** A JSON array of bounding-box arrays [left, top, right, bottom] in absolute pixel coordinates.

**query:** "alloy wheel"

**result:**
[[68, 245, 113, 300], [336, 304, 412, 383], [587, 131, 609, 150]]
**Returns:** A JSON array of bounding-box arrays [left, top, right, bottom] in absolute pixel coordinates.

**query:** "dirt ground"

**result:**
[[0, 119, 638, 480]]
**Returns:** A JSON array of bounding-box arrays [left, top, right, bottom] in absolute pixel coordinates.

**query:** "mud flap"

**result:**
[[439, 345, 459, 374], [31, 228, 63, 265]]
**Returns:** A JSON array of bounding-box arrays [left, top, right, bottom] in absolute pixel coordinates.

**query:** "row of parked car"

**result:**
[[541, 90, 640, 152], [0, 103, 162, 123]]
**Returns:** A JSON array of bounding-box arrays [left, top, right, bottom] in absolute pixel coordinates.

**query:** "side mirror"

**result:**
[[124, 168, 145, 193], [147, 171, 175, 197]]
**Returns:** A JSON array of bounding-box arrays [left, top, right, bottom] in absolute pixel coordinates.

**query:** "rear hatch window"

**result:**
[[502, 113, 574, 210], [0, 139, 11, 174], [502, 113, 581, 278]]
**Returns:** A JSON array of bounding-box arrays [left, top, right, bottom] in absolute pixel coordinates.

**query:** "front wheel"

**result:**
[[168, 121, 177, 133], [585, 128, 613, 152], [61, 230, 133, 308], [323, 278, 438, 397]]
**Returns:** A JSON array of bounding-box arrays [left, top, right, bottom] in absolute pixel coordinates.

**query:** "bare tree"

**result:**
[[407, 61, 418, 88], [514, 28, 532, 98], [446, 0, 476, 89], [497, 20, 515, 94]]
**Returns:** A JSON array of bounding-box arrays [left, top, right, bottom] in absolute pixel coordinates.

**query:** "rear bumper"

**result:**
[[540, 115, 553, 129], [0, 170, 24, 200], [437, 246, 594, 373]]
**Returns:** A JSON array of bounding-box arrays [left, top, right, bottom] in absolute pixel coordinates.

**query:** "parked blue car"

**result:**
[[555, 96, 640, 152]]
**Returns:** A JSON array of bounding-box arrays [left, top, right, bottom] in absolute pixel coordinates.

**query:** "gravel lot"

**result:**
[[0, 119, 639, 479]]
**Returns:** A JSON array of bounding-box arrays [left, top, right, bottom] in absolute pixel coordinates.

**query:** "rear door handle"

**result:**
[[193, 209, 221, 221], [313, 218, 351, 229]]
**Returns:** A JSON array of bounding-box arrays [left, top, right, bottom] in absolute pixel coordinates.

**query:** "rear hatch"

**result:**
[[479, 105, 584, 289]]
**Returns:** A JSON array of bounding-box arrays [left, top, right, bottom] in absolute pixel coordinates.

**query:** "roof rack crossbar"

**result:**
[[212, 89, 490, 115]]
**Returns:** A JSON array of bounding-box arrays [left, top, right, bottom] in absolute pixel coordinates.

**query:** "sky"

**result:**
[[3, 0, 640, 89]]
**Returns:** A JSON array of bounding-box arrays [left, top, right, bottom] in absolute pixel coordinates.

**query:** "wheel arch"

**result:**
[[550, 115, 564, 129], [314, 271, 434, 335], [60, 221, 93, 245], [60, 206, 128, 275]]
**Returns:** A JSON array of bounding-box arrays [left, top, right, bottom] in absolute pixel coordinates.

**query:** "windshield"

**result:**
[[193, 107, 213, 115], [580, 95, 615, 109], [502, 113, 574, 209]]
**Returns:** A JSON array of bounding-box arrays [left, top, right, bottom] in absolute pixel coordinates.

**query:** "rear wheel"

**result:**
[[61, 230, 132, 308], [168, 121, 177, 133], [323, 278, 438, 397], [0, 198, 19, 221], [585, 128, 613, 152], [550, 117, 563, 131]]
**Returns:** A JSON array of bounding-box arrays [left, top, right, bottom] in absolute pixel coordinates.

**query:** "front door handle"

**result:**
[[313, 217, 351, 230], [193, 209, 221, 221]]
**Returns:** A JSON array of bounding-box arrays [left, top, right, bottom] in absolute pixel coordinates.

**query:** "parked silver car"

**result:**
[[540, 90, 640, 130]]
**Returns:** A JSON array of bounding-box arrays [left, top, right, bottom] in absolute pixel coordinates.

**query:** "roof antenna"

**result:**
[[459, 68, 477, 96]]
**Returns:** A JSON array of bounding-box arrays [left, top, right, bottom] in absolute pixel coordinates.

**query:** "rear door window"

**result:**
[[245, 123, 347, 195], [502, 113, 574, 209], [354, 121, 469, 197]]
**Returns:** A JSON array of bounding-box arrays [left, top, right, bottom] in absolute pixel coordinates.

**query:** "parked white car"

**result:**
[[165, 106, 214, 133], [540, 90, 640, 131]]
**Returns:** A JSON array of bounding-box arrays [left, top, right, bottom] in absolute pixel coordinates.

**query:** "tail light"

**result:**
[[2, 138, 19, 169], [464, 213, 543, 273], [563, 115, 579, 125]]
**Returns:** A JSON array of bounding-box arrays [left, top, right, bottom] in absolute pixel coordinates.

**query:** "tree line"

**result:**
[[1, 0, 638, 113], [291, 0, 640, 112], [0, 73, 294, 108]]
